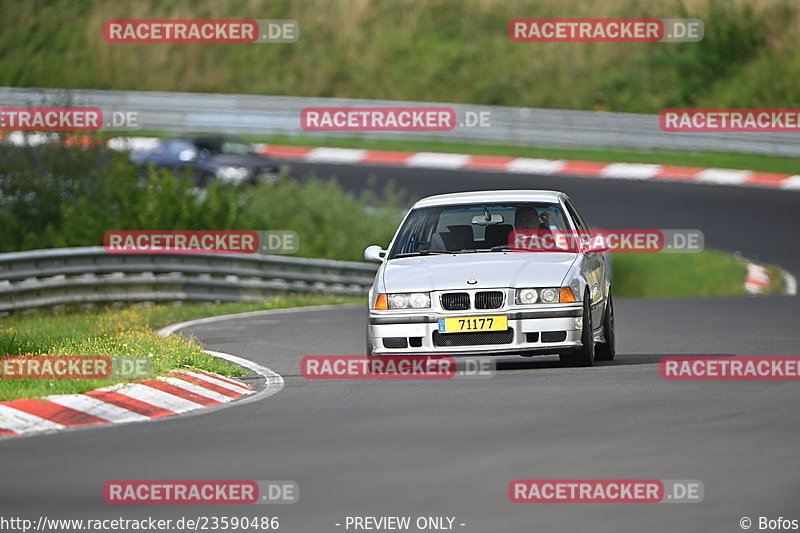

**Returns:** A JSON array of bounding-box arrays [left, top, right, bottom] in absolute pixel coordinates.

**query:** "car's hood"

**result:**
[[382, 252, 578, 292]]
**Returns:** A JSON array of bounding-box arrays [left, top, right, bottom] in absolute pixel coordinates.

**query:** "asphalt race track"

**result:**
[[1, 163, 799, 533]]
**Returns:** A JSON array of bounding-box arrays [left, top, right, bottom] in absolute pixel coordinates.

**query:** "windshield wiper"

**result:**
[[394, 250, 451, 257], [464, 246, 510, 252]]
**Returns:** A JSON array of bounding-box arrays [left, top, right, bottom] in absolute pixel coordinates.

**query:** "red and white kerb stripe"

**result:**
[[252, 144, 800, 191], [0, 370, 253, 438]]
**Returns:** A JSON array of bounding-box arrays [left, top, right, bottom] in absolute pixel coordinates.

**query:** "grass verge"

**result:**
[[0, 294, 362, 401], [612, 250, 785, 298]]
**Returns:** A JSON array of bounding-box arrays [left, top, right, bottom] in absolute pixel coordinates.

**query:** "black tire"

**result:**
[[560, 294, 594, 367], [595, 295, 616, 361], [136, 164, 149, 184], [193, 170, 215, 188]]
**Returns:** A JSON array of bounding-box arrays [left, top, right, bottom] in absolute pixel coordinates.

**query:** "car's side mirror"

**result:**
[[581, 236, 610, 253], [364, 245, 386, 262], [586, 243, 610, 254]]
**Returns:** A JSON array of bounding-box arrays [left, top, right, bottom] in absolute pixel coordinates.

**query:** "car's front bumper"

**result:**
[[368, 306, 583, 356]]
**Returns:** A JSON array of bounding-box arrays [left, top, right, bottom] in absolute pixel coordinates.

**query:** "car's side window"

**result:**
[[160, 141, 177, 156], [391, 210, 438, 256], [564, 200, 589, 232], [163, 141, 193, 158]]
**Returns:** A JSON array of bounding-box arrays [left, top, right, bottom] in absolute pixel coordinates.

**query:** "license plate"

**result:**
[[438, 315, 508, 333]]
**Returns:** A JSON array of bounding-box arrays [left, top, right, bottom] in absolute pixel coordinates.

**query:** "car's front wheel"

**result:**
[[560, 294, 594, 367], [595, 294, 615, 361], [192, 170, 215, 187]]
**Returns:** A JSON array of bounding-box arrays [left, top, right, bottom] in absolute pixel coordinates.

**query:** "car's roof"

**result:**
[[411, 190, 566, 209], [163, 135, 243, 143]]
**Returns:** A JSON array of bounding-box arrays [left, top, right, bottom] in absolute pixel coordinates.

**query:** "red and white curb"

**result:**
[[0, 368, 266, 439], [0, 322, 285, 440], [4, 133, 799, 192], [743, 262, 797, 295], [745, 263, 772, 294], [0, 369, 253, 439], [249, 144, 800, 191]]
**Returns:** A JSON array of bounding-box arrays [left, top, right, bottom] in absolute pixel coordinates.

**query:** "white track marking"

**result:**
[[46, 394, 150, 423], [305, 147, 366, 163], [781, 175, 800, 190], [176, 370, 252, 393], [157, 376, 234, 403], [0, 405, 65, 433], [407, 152, 470, 168], [506, 158, 565, 174], [782, 271, 798, 296], [601, 163, 661, 180], [99, 383, 203, 413], [696, 169, 751, 185]]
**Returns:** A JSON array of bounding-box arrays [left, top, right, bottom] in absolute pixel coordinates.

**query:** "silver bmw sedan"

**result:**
[[364, 190, 615, 366]]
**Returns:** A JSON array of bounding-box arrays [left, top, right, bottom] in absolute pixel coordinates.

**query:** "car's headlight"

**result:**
[[515, 287, 576, 304], [540, 288, 559, 303], [517, 288, 538, 304], [216, 166, 250, 181], [385, 292, 431, 309]]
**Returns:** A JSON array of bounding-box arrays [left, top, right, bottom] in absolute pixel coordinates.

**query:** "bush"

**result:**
[[640, 0, 767, 108], [241, 177, 404, 260], [0, 140, 404, 261]]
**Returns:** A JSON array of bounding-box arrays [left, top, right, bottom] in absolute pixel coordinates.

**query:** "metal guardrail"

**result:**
[[0, 247, 378, 313], [2, 87, 798, 157]]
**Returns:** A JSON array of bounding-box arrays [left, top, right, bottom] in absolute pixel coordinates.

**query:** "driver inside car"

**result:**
[[514, 207, 565, 251]]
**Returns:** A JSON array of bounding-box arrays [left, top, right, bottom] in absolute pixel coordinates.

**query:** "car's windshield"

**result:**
[[194, 139, 255, 156], [388, 202, 570, 258]]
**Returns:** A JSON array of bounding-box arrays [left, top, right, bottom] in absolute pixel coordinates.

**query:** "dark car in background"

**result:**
[[130, 135, 284, 186]]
